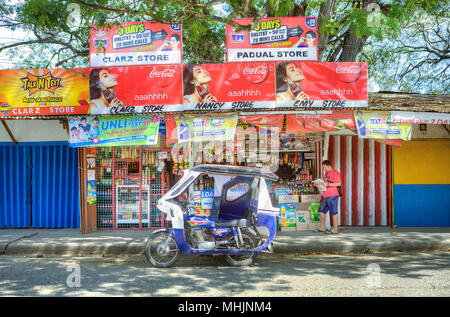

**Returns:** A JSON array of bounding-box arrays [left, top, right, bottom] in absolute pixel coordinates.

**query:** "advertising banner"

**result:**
[[90, 22, 182, 67], [275, 62, 368, 109], [87, 180, 97, 205], [89, 65, 183, 115], [226, 17, 318, 62], [68, 115, 160, 147], [175, 113, 238, 143], [182, 63, 276, 111], [238, 114, 284, 130], [285, 110, 356, 134], [279, 202, 296, 227], [354, 111, 412, 141], [0, 68, 89, 117], [191, 190, 214, 217], [391, 111, 450, 125]]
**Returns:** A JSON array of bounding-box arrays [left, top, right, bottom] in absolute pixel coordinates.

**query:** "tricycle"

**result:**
[[144, 164, 279, 267]]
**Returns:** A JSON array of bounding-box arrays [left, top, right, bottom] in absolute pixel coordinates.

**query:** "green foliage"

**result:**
[[0, 0, 448, 93]]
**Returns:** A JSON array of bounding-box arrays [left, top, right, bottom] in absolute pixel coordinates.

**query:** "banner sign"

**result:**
[[391, 111, 450, 125], [191, 190, 214, 217], [238, 114, 284, 130], [0, 68, 89, 116], [226, 17, 318, 62], [175, 113, 238, 143], [354, 111, 412, 141], [90, 22, 182, 67], [68, 115, 160, 147], [182, 63, 276, 111], [285, 110, 356, 134], [87, 180, 97, 205], [89, 65, 183, 115], [275, 62, 368, 109]]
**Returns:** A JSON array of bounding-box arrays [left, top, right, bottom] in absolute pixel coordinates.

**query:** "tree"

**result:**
[[0, 0, 448, 93]]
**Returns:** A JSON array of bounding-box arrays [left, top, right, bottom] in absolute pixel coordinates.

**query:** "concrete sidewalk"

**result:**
[[0, 227, 449, 257]]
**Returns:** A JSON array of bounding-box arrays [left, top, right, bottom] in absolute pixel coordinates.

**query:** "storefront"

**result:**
[[391, 113, 450, 227]]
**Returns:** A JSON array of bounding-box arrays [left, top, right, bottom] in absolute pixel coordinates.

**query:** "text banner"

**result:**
[[391, 111, 450, 125], [355, 111, 412, 141]]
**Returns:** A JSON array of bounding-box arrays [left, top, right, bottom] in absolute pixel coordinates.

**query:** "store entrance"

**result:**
[[95, 144, 169, 230]]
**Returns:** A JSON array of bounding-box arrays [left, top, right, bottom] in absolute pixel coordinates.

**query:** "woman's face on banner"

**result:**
[[306, 33, 315, 46], [285, 63, 304, 82], [169, 37, 179, 50], [192, 66, 211, 85], [98, 69, 118, 88]]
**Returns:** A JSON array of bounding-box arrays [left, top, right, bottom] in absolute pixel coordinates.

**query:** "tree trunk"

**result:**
[[317, 0, 338, 62]]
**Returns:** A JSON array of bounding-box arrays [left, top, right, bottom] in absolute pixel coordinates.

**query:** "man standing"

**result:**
[[316, 160, 341, 234]]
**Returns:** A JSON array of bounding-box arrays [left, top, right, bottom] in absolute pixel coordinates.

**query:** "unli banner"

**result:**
[[68, 115, 160, 148]]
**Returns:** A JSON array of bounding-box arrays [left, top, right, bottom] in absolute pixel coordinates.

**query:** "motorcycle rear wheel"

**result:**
[[144, 231, 179, 268], [225, 230, 257, 266]]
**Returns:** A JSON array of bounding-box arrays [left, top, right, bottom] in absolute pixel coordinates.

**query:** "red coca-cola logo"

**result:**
[[336, 63, 363, 83], [149, 68, 176, 78], [149, 67, 177, 87], [241, 63, 269, 84]]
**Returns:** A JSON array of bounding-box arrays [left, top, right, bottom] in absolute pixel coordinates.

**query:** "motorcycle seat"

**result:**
[[214, 218, 250, 228]]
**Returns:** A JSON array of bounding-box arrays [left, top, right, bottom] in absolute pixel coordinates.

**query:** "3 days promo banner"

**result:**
[[226, 17, 318, 62], [0, 68, 89, 117], [275, 62, 368, 109], [90, 22, 182, 67], [89, 65, 183, 115], [182, 63, 276, 111], [68, 115, 160, 148]]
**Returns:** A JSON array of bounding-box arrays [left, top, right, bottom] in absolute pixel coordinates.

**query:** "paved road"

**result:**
[[0, 251, 448, 297]]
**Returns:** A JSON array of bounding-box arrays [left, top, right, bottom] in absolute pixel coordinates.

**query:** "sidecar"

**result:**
[[146, 164, 280, 267]]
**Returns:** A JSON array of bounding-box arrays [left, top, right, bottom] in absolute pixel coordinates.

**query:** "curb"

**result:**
[[2, 234, 449, 257]]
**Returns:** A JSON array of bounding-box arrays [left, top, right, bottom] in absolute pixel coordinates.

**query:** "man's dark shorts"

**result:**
[[318, 196, 339, 215]]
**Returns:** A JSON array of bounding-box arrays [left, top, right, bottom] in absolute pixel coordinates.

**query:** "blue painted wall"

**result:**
[[0, 142, 79, 228], [394, 185, 450, 227]]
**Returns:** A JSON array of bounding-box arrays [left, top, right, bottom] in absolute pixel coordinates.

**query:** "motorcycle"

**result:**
[[144, 164, 279, 267]]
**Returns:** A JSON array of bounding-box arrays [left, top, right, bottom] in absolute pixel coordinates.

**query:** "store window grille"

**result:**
[[95, 135, 169, 230]]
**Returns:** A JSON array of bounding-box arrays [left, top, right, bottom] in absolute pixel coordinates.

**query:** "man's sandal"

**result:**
[[313, 228, 327, 233]]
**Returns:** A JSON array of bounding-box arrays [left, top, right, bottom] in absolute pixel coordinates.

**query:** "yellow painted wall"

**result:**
[[393, 139, 450, 185]]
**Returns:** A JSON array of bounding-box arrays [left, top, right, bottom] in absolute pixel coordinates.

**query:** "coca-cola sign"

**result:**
[[241, 63, 270, 84], [336, 63, 362, 83], [149, 68, 176, 78], [149, 66, 178, 87]]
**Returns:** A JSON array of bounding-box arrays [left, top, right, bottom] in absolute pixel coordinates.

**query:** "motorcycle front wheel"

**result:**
[[144, 231, 179, 268], [225, 230, 257, 266]]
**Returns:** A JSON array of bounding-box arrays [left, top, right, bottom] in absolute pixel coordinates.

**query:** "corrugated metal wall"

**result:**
[[0, 142, 80, 228], [0, 145, 32, 228], [327, 135, 392, 226]]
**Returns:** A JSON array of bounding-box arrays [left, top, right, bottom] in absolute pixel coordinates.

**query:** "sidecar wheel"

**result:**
[[144, 231, 179, 268], [225, 230, 257, 266]]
